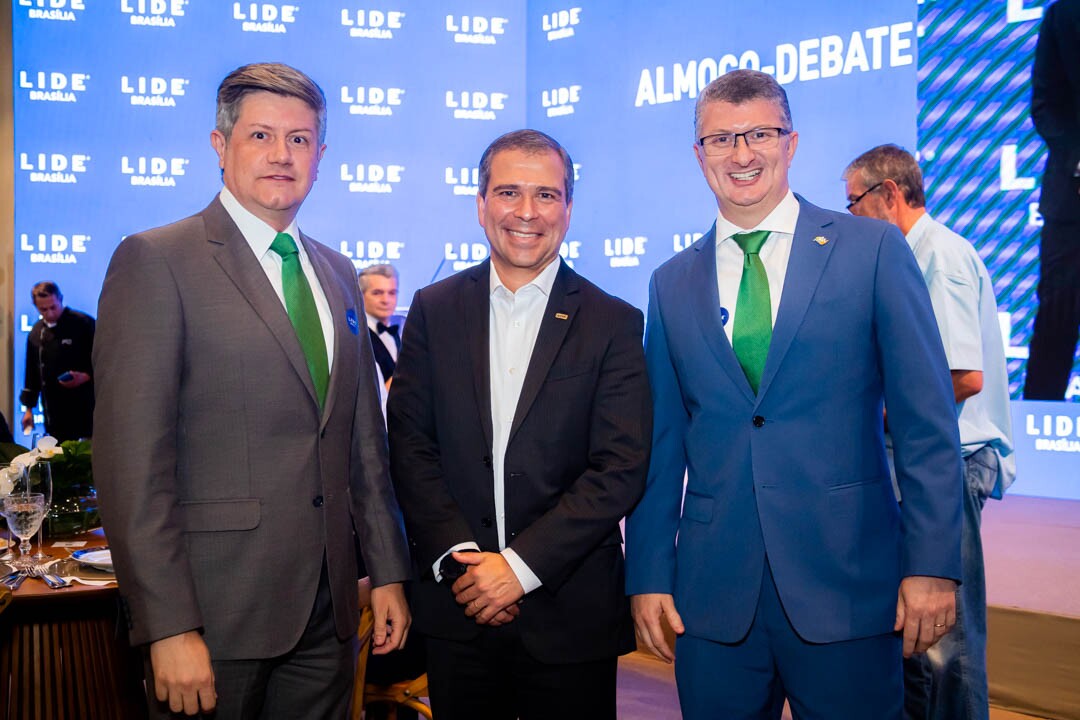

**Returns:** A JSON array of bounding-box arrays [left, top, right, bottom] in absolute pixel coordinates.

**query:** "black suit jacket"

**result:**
[[387, 260, 651, 664], [1033, 0, 1080, 222]]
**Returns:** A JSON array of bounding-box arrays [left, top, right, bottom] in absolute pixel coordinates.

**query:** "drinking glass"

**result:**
[[0, 463, 28, 563], [1, 493, 47, 569], [28, 461, 53, 560]]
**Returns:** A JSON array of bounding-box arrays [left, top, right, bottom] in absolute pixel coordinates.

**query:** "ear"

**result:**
[[210, 129, 227, 170], [881, 178, 903, 208], [476, 190, 486, 228]]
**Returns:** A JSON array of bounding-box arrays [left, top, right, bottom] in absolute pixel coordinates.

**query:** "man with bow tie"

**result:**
[[360, 264, 406, 388]]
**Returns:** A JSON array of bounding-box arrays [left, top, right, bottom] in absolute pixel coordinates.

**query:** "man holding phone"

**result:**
[[20, 281, 95, 441]]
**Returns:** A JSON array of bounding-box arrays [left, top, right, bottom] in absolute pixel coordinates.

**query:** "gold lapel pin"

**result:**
[[813, 235, 829, 246], [555, 312, 569, 320]]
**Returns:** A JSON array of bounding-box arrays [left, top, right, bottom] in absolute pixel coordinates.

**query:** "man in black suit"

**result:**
[[387, 129, 652, 720], [1024, 0, 1080, 399], [359, 263, 405, 388]]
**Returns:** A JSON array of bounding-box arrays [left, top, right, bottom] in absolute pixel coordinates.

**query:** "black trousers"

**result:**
[[1025, 219, 1080, 400], [146, 563, 357, 720], [426, 623, 618, 720]]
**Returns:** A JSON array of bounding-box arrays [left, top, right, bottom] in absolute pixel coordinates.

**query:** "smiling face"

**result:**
[[694, 98, 798, 229], [210, 91, 326, 231], [477, 148, 572, 292]]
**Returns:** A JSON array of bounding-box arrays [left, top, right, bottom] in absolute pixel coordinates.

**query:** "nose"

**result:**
[[730, 135, 754, 164], [516, 195, 536, 221], [269, 136, 293, 164]]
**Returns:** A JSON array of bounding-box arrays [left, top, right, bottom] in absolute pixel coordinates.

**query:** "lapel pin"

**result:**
[[555, 312, 569, 320], [813, 235, 829, 246]]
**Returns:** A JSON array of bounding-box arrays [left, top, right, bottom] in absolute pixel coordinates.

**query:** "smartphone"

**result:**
[[58, 372, 74, 382]]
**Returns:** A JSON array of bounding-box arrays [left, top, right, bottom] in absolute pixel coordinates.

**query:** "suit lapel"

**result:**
[[205, 199, 320, 411], [757, 197, 836, 398], [302, 232, 349, 425], [508, 261, 580, 445], [464, 262, 493, 452], [689, 226, 756, 403]]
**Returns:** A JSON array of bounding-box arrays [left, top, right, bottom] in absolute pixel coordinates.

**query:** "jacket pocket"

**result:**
[[681, 492, 714, 523], [179, 498, 261, 532]]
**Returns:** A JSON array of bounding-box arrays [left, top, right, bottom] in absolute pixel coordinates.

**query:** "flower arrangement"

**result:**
[[1, 436, 98, 536]]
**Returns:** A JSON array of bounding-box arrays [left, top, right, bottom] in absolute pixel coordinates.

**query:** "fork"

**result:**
[[27, 565, 71, 589]]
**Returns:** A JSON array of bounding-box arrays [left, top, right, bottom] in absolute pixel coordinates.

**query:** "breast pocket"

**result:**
[[545, 360, 595, 382]]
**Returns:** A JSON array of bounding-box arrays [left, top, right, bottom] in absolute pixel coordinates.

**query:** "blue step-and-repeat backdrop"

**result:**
[[10, 0, 1077, 498]]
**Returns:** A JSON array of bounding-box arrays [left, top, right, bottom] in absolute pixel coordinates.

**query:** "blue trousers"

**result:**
[[904, 446, 997, 720], [675, 559, 903, 720]]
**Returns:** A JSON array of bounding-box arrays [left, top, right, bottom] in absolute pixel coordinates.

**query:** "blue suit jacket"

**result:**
[[625, 197, 963, 644]]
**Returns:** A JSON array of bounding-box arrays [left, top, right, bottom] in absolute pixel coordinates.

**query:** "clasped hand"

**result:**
[[450, 551, 523, 626]]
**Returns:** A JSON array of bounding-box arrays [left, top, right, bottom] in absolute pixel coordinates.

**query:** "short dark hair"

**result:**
[[477, 129, 575, 201], [695, 69, 793, 139], [358, 264, 399, 292], [31, 281, 61, 302], [216, 62, 327, 144], [843, 144, 926, 209]]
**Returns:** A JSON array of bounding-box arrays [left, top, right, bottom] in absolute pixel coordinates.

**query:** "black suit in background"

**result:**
[[20, 307, 95, 441], [387, 259, 651, 718], [1025, 0, 1080, 399]]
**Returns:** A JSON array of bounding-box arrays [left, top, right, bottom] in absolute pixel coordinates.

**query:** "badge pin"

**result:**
[[555, 312, 569, 320], [813, 236, 829, 246], [345, 308, 360, 335]]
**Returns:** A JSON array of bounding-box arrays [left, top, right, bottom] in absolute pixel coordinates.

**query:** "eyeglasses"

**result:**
[[846, 182, 883, 211], [697, 127, 791, 156]]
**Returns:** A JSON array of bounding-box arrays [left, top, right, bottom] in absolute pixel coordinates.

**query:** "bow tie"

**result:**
[[377, 322, 399, 337]]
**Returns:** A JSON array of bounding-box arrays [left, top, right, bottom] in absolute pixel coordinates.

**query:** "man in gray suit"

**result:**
[[93, 62, 411, 718]]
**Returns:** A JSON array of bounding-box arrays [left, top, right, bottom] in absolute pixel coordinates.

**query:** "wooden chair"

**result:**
[[352, 579, 433, 720]]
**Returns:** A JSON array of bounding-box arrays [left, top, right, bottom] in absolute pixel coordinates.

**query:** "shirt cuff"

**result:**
[[501, 548, 542, 595], [432, 541, 479, 582]]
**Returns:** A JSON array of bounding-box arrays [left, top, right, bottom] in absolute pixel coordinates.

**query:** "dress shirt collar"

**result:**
[[904, 211, 934, 254], [366, 312, 397, 331], [219, 186, 302, 261], [489, 257, 561, 298], [715, 190, 800, 244]]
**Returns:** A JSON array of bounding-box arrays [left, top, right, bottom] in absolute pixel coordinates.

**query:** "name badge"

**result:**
[[345, 308, 360, 335]]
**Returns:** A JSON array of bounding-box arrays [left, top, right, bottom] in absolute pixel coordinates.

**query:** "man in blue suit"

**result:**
[[624, 70, 964, 720]]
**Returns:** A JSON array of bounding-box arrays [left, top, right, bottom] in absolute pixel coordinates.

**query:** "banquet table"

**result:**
[[0, 529, 147, 719]]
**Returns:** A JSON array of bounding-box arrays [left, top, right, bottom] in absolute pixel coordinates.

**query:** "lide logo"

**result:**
[[338, 240, 405, 266], [446, 15, 508, 45], [120, 0, 187, 27], [20, 232, 90, 265], [121, 75, 189, 107], [233, 3, 298, 33], [542, 85, 581, 118], [340, 86, 404, 117], [19, 0, 85, 22], [340, 163, 405, 194], [341, 8, 404, 39], [20, 152, 90, 184], [446, 91, 508, 121], [445, 167, 479, 196], [19, 71, 89, 103], [542, 7, 580, 41], [604, 235, 648, 268], [121, 156, 190, 187]]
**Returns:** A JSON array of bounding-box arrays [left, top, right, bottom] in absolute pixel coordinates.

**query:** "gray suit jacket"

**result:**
[[93, 197, 410, 659]]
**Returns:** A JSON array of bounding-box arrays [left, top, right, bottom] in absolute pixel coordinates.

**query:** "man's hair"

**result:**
[[694, 69, 793, 139], [31, 281, 61, 302], [358, 264, 399, 293], [216, 62, 327, 144], [477, 129, 575, 202], [843, 144, 926, 209]]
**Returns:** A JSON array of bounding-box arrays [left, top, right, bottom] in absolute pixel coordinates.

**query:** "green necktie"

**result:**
[[731, 230, 772, 394], [270, 232, 329, 408]]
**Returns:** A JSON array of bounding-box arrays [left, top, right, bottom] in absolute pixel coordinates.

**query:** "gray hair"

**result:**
[[358, 263, 399, 292], [477, 129, 575, 202], [843, 144, 927, 209], [216, 62, 327, 144], [694, 69, 793, 139]]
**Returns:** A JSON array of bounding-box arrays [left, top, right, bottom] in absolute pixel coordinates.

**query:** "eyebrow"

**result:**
[[491, 183, 563, 198]]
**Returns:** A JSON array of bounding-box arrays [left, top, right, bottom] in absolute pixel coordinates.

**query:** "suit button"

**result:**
[[312, 496, 324, 507], [752, 416, 765, 428], [481, 517, 493, 528], [483, 456, 493, 468]]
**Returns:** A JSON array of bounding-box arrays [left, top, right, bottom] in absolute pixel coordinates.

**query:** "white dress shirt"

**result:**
[[714, 190, 801, 343], [431, 258, 560, 594], [219, 187, 335, 374]]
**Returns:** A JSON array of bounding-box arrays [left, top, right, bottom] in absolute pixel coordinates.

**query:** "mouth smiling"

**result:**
[[729, 169, 762, 181]]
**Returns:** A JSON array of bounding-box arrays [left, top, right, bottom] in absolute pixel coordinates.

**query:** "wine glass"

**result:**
[[0, 463, 28, 563], [28, 461, 53, 561], [1, 493, 47, 570]]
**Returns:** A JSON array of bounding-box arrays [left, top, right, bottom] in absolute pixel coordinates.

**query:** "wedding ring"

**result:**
[[934, 623, 946, 628]]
